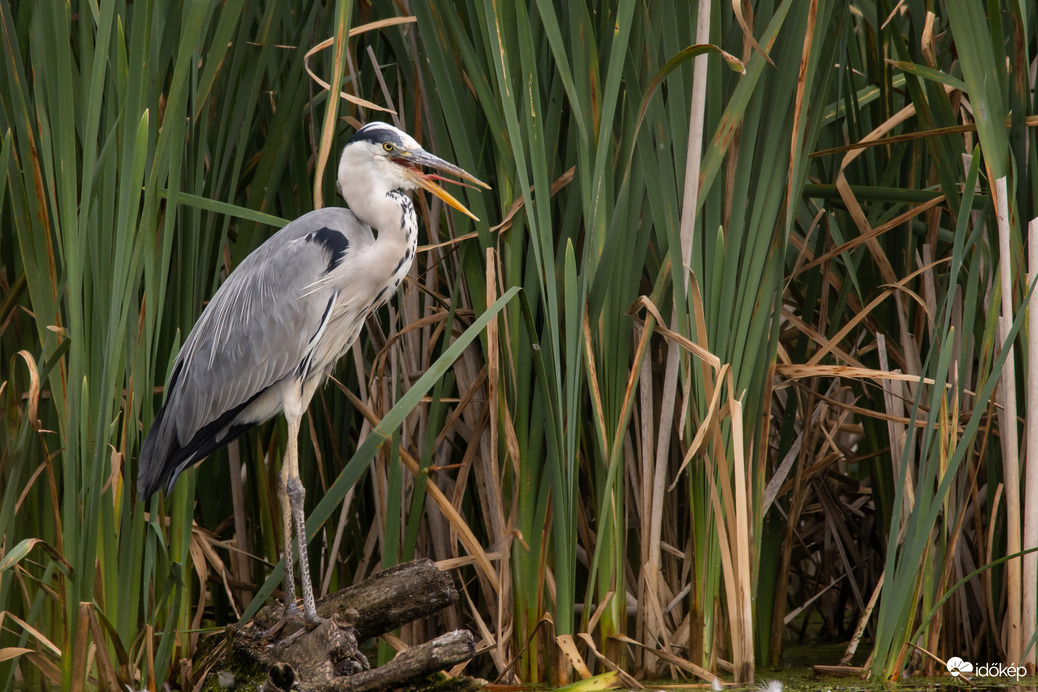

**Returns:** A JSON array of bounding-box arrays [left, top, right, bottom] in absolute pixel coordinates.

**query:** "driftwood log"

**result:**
[[194, 559, 484, 691]]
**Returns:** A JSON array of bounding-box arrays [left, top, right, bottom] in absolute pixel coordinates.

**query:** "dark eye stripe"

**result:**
[[348, 122, 406, 149]]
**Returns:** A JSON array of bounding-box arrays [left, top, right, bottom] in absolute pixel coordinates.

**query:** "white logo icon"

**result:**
[[946, 657, 974, 676]]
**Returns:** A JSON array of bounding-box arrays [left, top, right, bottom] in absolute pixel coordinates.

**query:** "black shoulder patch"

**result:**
[[307, 227, 350, 272]]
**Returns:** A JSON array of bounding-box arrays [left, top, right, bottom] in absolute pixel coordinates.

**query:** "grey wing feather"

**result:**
[[138, 207, 370, 498]]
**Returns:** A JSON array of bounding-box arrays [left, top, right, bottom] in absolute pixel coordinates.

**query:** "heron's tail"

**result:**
[[137, 403, 186, 500], [137, 386, 263, 500]]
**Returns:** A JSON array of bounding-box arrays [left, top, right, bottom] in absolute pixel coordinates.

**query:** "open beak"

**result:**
[[397, 149, 491, 222]]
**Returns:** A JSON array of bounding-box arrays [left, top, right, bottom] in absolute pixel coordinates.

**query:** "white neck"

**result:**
[[337, 147, 419, 297], [344, 188, 417, 296]]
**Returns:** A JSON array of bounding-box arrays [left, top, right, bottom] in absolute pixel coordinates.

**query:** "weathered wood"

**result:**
[[198, 559, 482, 691], [308, 630, 480, 692], [253, 557, 458, 640]]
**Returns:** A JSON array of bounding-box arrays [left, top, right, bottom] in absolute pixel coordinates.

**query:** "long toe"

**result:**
[[303, 604, 328, 627], [255, 601, 309, 641]]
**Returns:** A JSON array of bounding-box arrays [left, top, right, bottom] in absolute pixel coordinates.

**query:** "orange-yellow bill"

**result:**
[[398, 150, 490, 222]]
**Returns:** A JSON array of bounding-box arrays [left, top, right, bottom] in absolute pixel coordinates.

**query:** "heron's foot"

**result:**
[[268, 613, 367, 675], [255, 599, 312, 641], [304, 607, 329, 627], [288, 607, 368, 673], [255, 615, 289, 641]]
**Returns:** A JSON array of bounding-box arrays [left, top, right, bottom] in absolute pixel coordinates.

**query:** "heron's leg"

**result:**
[[288, 476, 319, 621], [284, 407, 322, 624], [278, 449, 299, 616]]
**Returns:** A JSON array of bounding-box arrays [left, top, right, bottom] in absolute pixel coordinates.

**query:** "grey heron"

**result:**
[[138, 122, 488, 624]]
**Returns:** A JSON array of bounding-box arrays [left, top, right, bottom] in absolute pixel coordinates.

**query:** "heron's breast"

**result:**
[[309, 297, 369, 373], [301, 205, 417, 382]]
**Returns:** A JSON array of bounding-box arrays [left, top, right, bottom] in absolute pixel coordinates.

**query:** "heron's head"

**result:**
[[337, 122, 489, 221]]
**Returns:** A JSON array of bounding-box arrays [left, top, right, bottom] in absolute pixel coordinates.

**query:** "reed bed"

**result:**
[[1, 1, 1037, 688]]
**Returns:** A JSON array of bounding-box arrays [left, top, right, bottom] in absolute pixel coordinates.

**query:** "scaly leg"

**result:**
[[284, 407, 322, 623], [262, 385, 366, 667], [288, 475, 319, 621], [278, 460, 299, 616]]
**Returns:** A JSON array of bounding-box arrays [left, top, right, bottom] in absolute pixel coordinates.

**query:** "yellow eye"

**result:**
[[383, 142, 395, 152]]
